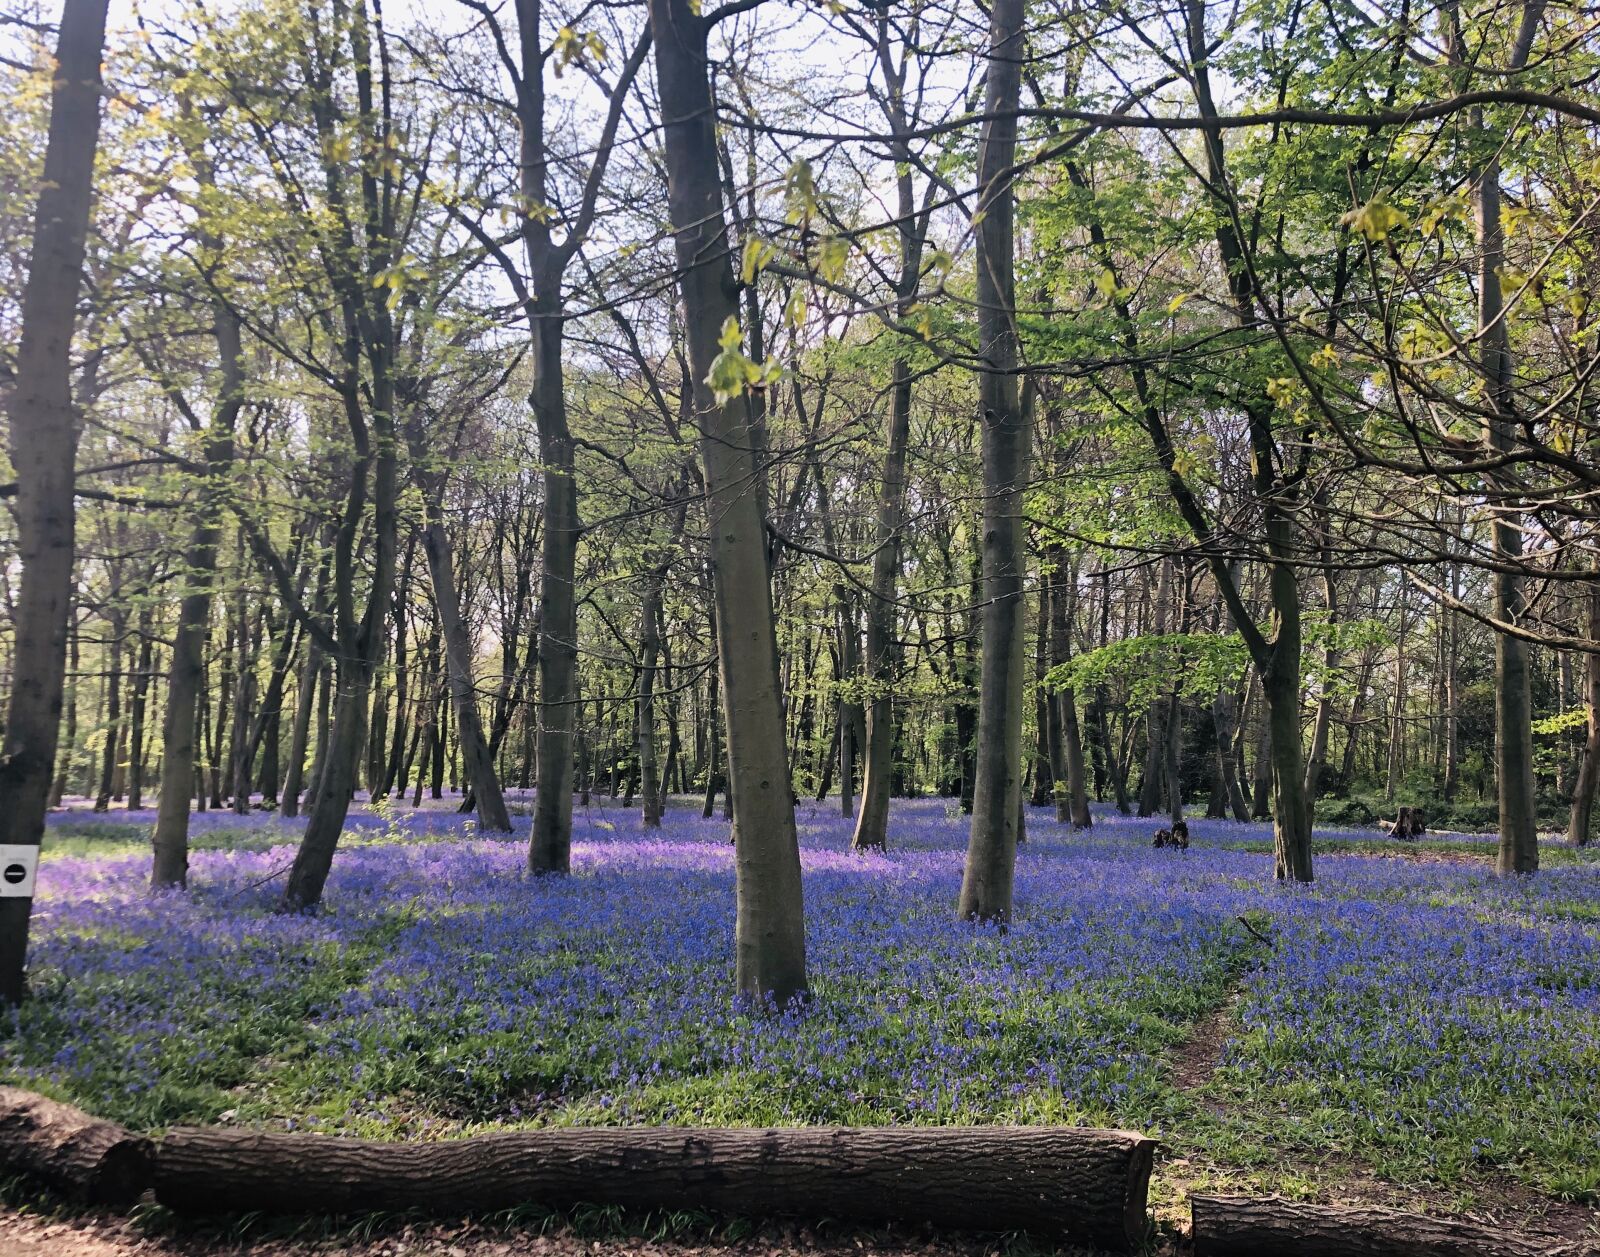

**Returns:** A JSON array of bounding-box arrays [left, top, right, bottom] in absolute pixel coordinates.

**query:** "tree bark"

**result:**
[[422, 520, 512, 832], [638, 568, 665, 828], [152, 196, 244, 883], [959, 0, 1029, 924], [282, 669, 370, 909], [1050, 557, 1091, 827], [93, 609, 125, 812], [279, 640, 321, 820], [1452, 1, 1543, 874], [1191, 1195, 1574, 1257], [649, 0, 807, 1003], [155, 1125, 1154, 1252], [852, 357, 914, 849], [0, 0, 112, 1003], [49, 626, 78, 809], [126, 611, 154, 810], [1569, 579, 1600, 846], [0, 1088, 151, 1206], [527, 313, 579, 870]]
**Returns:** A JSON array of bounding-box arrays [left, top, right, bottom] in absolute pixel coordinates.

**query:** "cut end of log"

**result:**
[[0, 1086, 153, 1206], [1121, 1133, 1157, 1245]]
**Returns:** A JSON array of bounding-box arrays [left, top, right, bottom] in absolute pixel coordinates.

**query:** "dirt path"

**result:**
[[0, 1208, 1146, 1257]]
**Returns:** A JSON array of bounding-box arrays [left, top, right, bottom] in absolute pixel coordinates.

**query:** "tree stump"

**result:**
[[0, 1087, 152, 1204], [1379, 807, 1426, 840], [156, 1125, 1156, 1252]]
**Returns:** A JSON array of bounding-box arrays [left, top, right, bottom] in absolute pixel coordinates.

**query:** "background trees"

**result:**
[[3, 0, 1599, 999]]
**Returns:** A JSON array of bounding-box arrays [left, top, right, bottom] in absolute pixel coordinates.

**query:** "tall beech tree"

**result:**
[[446, 0, 651, 873], [647, 0, 807, 1003], [0, 0, 112, 1003], [150, 129, 245, 888], [957, 0, 1029, 924]]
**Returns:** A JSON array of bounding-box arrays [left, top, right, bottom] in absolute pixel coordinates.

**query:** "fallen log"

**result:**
[[156, 1125, 1156, 1252], [1191, 1194, 1580, 1256], [0, 1086, 152, 1204]]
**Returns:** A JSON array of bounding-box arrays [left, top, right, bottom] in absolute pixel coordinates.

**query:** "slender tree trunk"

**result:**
[[1164, 689, 1184, 825], [49, 624, 77, 809], [1443, 563, 1461, 801], [304, 659, 332, 807], [1263, 609, 1312, 879], [422, 520, 512, 832], [638, 570, 665, 828], [93, 610, 125, 811], [283, 669, 370, 908], [814, 460, 858, 818], [528, 315, 579, 869], [1303, 548, 1340, 827], [230, 650, 255, 814], [0, 0, 111, 1003], [1049, 558, 1091, 827], [1030, 579, 1055, 810], [702, 663, 720, 820], [852, 355, 913, 851], [153, 467, 234, 881], [1454, 0, 1542, 873], [1484, 295, 1539, 870], [959, 0, 1028, 924], [127, 612, 154, 811], [649, 0, 807, 1003], [1386, 582, 1408, 802], [280, 642, 321, 820], [1569, 580, 1600, 847], [1212, 687, 1250, 821], [1138, 561, 1172, 817]]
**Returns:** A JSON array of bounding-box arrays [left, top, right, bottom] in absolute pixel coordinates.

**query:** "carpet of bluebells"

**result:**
[[7, 795, 1600, 1201]]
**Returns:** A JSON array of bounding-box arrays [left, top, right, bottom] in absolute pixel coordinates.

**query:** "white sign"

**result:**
[[0, 846, 39, 898]]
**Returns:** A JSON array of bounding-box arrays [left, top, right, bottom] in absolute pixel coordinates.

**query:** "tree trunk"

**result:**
[[93, 610, 125, 812], [422, 520, 512, 832], [1264, 651, 1313, 881], [1443, 562, 1461, 801], [702, 663, 720, 819], [153, 436, 236, 882], [1212, 687, 1250, 821], [1164, 689, 1184, 825], [1458, 6, 1542, 875], [638, 569, 665, 828], [281, 668, 369, 910], [1050, 560, 1091, 827], [1569, 580, 1600, 846], [1250, 690, 1273, 819], [528, 314, 579, 870], [0, 0, 111, 1003], [1031, 578, 1055, 811], [155, 1125, 1154, 1253], [279, 641, 321, 820], [126, 613, 154, 810], [1138, 561, 1173, 818], [0, 1088, 151, 1206], [49, 626, 78, 809], [958, 0, 1028, 924], [851, 355, 913, 852], [1190, 1195, 1570, 1257], [230, 602, 259, 814], [650, 0, 807, 1003]]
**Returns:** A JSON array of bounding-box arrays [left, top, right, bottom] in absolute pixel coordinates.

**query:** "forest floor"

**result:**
[[3, 794, 1598, 1254]]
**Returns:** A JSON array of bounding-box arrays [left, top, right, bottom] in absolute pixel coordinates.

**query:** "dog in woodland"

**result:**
[[1152, 820, 1189, 850]]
